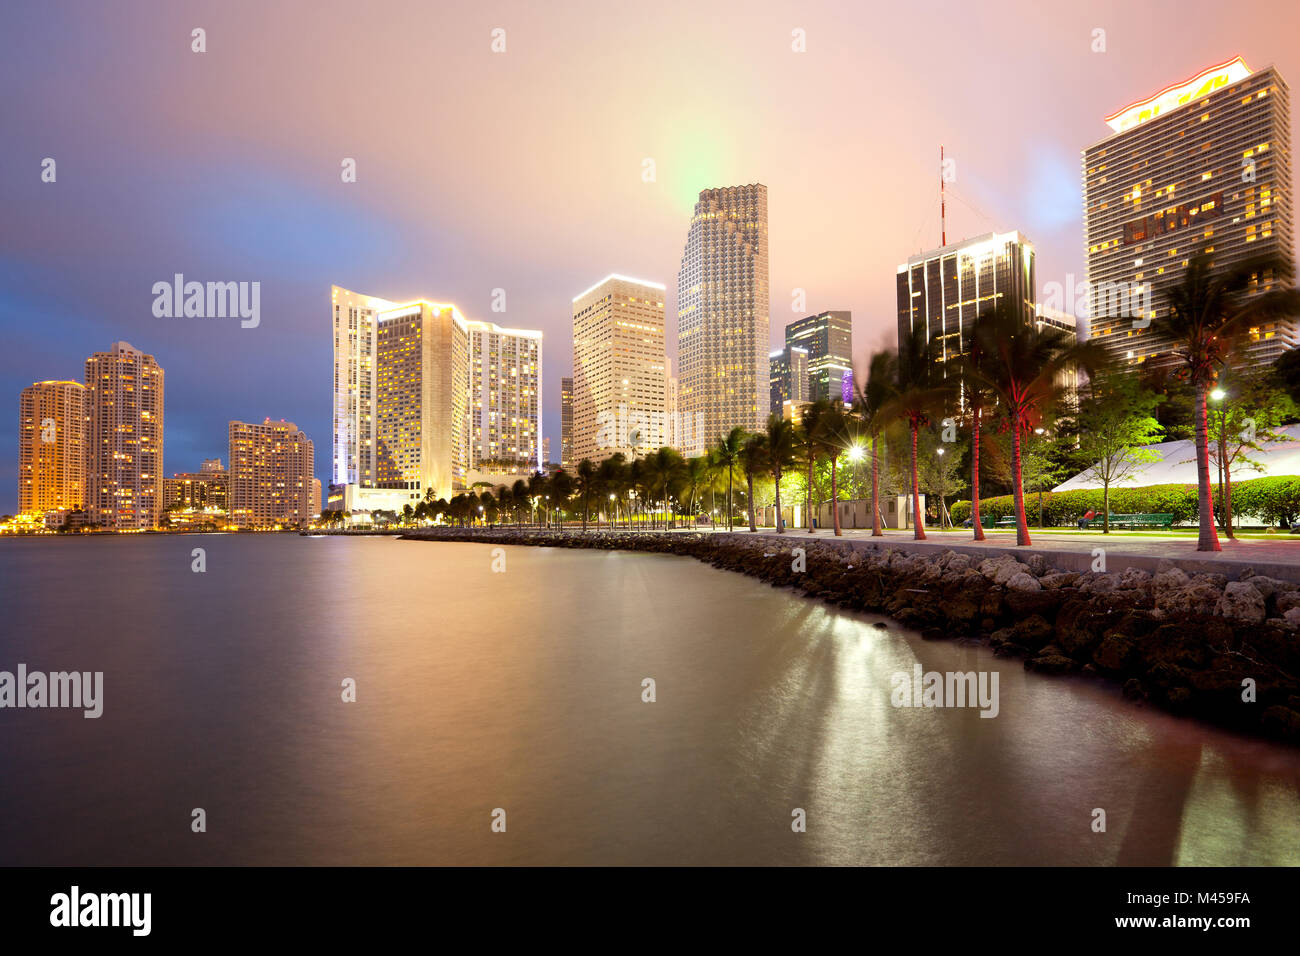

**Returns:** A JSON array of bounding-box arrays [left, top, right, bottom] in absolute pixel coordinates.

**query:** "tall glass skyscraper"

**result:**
[[785, 311, 852, 405], [677, 184, 769, 455]]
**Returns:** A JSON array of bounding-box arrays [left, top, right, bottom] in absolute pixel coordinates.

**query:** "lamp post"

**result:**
[[847, 443, 865, 529], [1033, 427, 1047, 528], [1210, 388, 1226, 535], [935, 446, 946, 529]]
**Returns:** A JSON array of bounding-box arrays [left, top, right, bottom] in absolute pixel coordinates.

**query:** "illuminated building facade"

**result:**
[[786, 310, 852, 404], [162, 467, 229, 512], [571, 274, 667, 463], [1084, 58, 1295, 368], [896, 231, 1037, 398], [332, 285, 469, 506], [227, 418, 314, 528], [560, 376, 573, 470], [677, 184, 769, 455], [768, 346, 809, 416], [466, 320, 542, 475], [84, 342, 165, 530], [18, 380, 85, 516]]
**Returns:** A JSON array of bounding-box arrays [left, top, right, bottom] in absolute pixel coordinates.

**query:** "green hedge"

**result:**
[[949, 476, 1300, 527]]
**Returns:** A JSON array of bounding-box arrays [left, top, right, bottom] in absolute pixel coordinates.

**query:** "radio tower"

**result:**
[[940, 144, 947, 247]]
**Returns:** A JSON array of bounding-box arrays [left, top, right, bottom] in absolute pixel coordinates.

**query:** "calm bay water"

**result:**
[[1, 533, 1298, 866]]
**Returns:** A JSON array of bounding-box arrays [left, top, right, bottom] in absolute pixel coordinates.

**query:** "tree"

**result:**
[[738, 434, 770, 532], [856, 350, 896, 537], [1162, 253, 1300, 551], [764, 416, 796, 532], [575, 459, 596, 531], [917, 429, 964, 529], [511, 480, 528, 527], [818, 403, 849, 535], [682, 454, 710, 528], [1076, 372, 1165, 533], [957, 307, 1003, 539], [647, 447, 683, 530], [969, 305, 1100, 546], [796, 400, 833, 532], [1208, 367, 1298, 537], [878, 325, 954, 540], [712, 427, 746, 532]]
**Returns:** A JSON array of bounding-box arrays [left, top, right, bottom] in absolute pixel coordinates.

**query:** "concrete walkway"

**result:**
[[707, 526, 1300, 583]]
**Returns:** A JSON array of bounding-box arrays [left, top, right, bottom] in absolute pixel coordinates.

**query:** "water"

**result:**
[[1, 534, 1297, 865]]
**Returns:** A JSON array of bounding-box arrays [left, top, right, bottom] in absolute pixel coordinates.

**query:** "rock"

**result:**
[[1215, 581, 1266, 624], [1276, 592, 1300, 615], [1005, 571, 1042, 592], [1122, 678, 1148, 701], [994, 642, 1029, 658], [1094, 632, 1137, 672], [1080, 573, 1119, 594], [1025, 652, 1080, 675], [1040, 571, 1080, 590], [1027, 554, 1048, 576], [1010, 614, 1054, 650], [1285, 608, 1300, 629], [1260, 706, 1300, 743], [871, 621, 888, 630], [1116, 566, 1153, 591], [1246, 575, 1298, 600]]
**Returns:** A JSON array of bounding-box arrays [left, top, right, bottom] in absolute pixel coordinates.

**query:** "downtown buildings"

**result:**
[[331, 285, 544, 507], [227, 419, 315, 528], [570, 274, 667, 462], [559, 376, 573, 470], [785, 310, 853, 405], [677, 184, 769, 455], [1084, 57, 1296, 369], [768, 345, 809, 416]]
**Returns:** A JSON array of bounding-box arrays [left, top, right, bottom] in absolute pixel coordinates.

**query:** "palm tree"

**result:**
[[527, 471, 547, 526], [712, 427, 746, 531], [738, 433, 770, 532], [682, 454, 710, 527], [575, 459, 596, 531], [818, 402, 849, 536], [648, 447, 682, 529], [511, 480, 527, 527], [856, 350, 896, 537], [969, 306, 1099, 546], [796, 399, 832, 533], [764, 415, 796, 532], [956, 307, 1001, 541], [878, 325, 953, 541], [1163, 254, 1300, 551]]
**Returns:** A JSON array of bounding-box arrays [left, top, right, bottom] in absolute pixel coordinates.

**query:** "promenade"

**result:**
[[711, 525, 1300, 583]]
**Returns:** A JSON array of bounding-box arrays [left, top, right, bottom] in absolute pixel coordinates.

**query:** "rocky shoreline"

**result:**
[[403, 526, 1300, 746]]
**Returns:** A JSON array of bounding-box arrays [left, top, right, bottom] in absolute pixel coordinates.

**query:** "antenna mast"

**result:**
[[940, 144, 947, 247]]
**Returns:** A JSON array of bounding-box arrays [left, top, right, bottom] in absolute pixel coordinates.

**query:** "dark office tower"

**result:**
[[896, 231, 1037, 393], [560, 376, 573, 471], [785, 311, 852, 404], [768, 345, 809, 416], [1084, 57, 1295, 369]]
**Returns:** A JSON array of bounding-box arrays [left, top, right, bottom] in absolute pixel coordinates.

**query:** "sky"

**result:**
[[4, 0, 1300, 510]]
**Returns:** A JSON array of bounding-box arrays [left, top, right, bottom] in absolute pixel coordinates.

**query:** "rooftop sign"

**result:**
[[1104, 56, 1252, 133]]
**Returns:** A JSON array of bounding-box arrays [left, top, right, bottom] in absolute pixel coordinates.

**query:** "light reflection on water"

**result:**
[[0, 535, 1296, 865]]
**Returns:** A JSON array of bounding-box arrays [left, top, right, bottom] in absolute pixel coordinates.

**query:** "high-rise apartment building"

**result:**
[[768, 346, 809, 416], [18, 380, 86, 516], [559, 376, 573, 470], [332, 286, 469, 506], [664, 370, 678, 449], [227, 418, 314, 528], [162, 467, 229, 512], [677, 184, 769, 455], [571, 274, 668, 463], [1084, 58, 1295, 368], [84, 342, 164, 529], [896, 231, 1037, 395], [786, 310, 852, 404], [466, 320, 542, 475]]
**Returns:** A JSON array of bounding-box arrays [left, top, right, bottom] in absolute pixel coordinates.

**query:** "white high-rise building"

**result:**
[[465, 320, 543, 476], [677, 184, 769, 456], [571, 274, 667, 463], [331, 285, 468, 507]]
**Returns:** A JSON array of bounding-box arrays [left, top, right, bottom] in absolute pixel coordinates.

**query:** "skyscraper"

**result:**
[[332, 286, 469, 507], [465, 320, 542, 476], [785, 311, 852, 404], [768, 346, 809, 416], [84, 341, 164, 530], [559, 376, 573, 471], [677, 184, 769, 455], [896, 231, 1036, 394], [228, 418, 314, 528], [1084, 57, 1295, 368], [571, 274, 667, 463], [18, 380, 85, 516]]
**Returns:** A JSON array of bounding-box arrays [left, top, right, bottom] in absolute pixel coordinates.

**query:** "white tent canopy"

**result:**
[[1053, 424, 1300, 492]]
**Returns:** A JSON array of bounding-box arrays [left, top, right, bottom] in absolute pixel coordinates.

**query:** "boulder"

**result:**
[[1005, 571, 1042, 592], [1215, 581, 1266, 624]]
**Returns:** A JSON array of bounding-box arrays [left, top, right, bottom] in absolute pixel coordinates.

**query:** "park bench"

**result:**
[[1084, 513, 1174, 530], [996, 516, 1017, 528]]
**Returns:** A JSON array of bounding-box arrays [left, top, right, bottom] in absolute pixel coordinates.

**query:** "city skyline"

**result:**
[[4, 2, 1300, 509]]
